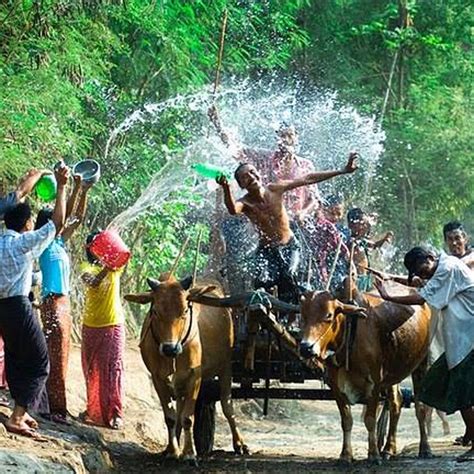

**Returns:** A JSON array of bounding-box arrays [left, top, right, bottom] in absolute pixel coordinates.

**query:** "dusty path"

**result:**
[[0, 343, 471, 472]]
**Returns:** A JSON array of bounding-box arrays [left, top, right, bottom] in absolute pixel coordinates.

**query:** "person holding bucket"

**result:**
[[0, 168, 53, 404], [0, 164, 69, 439], [35, 174, 93, 423], [80, 229, 130, 430]]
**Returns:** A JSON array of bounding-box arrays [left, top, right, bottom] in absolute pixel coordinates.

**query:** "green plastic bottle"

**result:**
[[191, 163, 231, 180], [35, 175, 57, 202]]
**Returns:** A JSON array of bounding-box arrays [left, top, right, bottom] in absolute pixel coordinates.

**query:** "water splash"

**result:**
[[106, 78, 385, 234]]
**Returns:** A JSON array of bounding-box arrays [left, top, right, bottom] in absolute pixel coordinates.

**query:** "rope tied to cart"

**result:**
[[248, 289, 273, 310]]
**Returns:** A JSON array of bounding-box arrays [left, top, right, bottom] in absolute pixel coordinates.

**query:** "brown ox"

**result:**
[[125, 274, 247, 463], [299, 290, 432, 463]]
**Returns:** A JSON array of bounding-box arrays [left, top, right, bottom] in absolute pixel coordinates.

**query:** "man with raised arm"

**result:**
[[0, 168, 50, 406], [0, 164, 69, 439], [0, 168, 51, 220], [209, 105, 319, 218], [217, 153, 358, 303]]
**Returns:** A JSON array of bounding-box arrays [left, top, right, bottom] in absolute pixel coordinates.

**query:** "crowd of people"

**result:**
[[0, 111, 472, 461], [0, 164, 125, 440], [210, 107, 473, 460]]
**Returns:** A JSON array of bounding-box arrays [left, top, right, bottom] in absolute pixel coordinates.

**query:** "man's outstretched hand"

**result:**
[[374, 277, 390, 300], [343, 151, 359, 174]]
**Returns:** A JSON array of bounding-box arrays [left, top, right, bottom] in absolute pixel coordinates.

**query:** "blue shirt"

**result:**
[[39, 237, 70, 297]]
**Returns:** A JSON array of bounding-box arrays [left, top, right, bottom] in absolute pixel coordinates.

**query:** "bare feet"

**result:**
[[110, 416, 123, 430], [4, 417, 46, 442], [24, 413, 39, 430]]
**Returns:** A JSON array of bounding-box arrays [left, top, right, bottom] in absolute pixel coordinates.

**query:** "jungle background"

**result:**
[[0, 0, 472, 333]]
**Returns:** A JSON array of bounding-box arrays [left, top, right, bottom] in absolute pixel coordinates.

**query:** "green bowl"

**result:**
[[36, 175, 57, 202]]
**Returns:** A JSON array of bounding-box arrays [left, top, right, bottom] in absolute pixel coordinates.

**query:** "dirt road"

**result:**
[[0, 343, 471, 472]]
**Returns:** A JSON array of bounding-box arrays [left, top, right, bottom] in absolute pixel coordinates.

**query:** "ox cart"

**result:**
[[188, 290, 333, 455], [188, 289, 404, 456]]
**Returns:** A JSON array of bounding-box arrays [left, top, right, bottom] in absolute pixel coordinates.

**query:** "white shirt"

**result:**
[[419, 252, 474, 369], [461, 251, 474, 271], [0, 221, 56, 298]]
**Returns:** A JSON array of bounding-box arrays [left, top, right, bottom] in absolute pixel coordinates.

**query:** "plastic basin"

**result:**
[[35, 175, 57, 202], [89, 229, 131, 270]]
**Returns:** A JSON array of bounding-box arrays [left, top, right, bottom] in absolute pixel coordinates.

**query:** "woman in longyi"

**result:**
[[80, 232, 125, 430]]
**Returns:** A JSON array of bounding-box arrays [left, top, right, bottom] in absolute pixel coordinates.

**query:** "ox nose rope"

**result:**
[[141, 302, 196, 353]]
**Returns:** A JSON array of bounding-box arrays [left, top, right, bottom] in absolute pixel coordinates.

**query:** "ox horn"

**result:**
[[168, 235, 192, 279], [147, 277, 161, 291], [338, 302, 368, 318]]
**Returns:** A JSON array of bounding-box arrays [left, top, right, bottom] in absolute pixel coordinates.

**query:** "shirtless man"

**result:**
[[209, 105, 319, 217], [217, 153, 358, 303]]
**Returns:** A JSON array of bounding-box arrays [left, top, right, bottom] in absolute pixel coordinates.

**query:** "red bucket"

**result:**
[[89, 230, 131, 270]]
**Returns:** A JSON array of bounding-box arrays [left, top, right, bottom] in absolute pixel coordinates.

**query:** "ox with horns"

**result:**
[[299, 289, 433, 463], [125, 274, 248, 463]]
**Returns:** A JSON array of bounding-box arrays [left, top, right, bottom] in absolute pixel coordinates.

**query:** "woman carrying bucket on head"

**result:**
[[80, 229, 130, 430]]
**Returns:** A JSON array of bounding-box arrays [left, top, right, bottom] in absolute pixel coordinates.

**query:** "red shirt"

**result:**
[[242, 148, 319, 215]]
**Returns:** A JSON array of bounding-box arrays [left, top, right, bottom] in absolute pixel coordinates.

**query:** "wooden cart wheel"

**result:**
[[193, 386, 216, 456]]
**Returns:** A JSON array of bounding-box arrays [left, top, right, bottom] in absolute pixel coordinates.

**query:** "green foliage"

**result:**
[[0, 0, 308, 332], [298, 0, 474, 247], [0, 0, 472, 320]]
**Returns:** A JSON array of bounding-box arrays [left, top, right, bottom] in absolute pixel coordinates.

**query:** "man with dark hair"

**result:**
[[0, 164, 69, 438], [0, 168, 49, 406], [375, 247, 474, 461], [443, 221, 474, 270], [209, 106, 319, 218], [217, 154, 358, 303], [0, 169, 50, 220]]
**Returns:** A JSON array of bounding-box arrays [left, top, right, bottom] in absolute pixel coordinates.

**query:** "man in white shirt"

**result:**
[[0, 165, 69, 438], [443, 221, 474, 271], [375, 247, 474, 461], [0, 168, 49, 400]]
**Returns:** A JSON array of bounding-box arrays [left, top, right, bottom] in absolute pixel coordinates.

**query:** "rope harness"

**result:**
[[140, 301, 196, 351]]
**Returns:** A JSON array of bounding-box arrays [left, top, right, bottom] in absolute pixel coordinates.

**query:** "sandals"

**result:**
[[454, 435, 470, 447]]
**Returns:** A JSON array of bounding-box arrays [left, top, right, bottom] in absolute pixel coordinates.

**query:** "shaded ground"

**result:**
[[0, 343, 472, 472]]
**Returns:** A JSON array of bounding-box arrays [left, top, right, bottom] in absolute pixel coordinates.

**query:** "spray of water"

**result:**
[[106, 78, 385, 236]]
